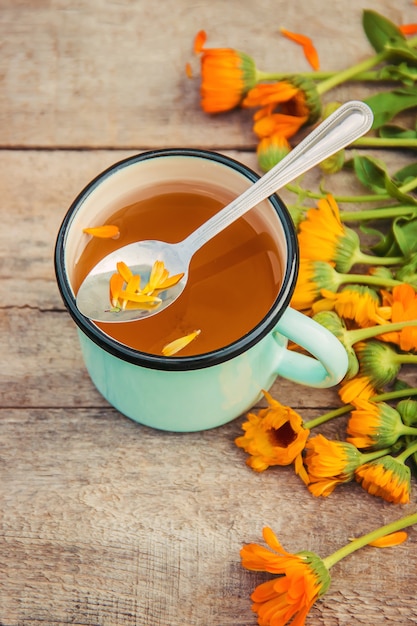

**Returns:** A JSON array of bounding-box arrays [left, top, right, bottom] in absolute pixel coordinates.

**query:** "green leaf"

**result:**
[[362, 10, 405, 53], [396, 254, 417, 283], [392, 215, 417, 256], [364, 87, 417, 129], [377, 63, 417, 84], [384, 40, 417, 65], [393, 162, 417, 185], [385, 175, 417, 206], [370, 229, 401, 257], [378, 124, 417, 139], [371, 214, 417, 257], [352, 155, 389, 192]]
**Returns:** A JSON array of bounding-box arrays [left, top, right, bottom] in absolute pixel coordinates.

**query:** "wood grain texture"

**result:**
[[1, 0, 417, 624]]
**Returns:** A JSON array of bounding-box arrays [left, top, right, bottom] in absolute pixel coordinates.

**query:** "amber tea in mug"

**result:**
[[73, 184, 284, 357]]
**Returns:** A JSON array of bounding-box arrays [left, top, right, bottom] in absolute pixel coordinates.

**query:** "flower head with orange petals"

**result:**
[[355, 454, 411, 504], [304, 434, 363, 497], [194, 30, 258, 113], [379, 283, 417, 352], [241, 526, 330, 626], [235, 391, 309, 482]]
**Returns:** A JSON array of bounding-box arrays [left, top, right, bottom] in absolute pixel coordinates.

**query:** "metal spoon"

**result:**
[[76, 100, 373, 323]]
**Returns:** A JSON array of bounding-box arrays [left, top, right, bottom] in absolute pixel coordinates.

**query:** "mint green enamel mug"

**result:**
[[55, 149, 348, 432]]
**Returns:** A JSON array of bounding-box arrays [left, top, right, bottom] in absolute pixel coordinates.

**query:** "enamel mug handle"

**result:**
[[274, 308, 348, 387]]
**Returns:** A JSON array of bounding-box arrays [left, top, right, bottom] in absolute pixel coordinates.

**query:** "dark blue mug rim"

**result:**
[[54, 148, 299, 371]]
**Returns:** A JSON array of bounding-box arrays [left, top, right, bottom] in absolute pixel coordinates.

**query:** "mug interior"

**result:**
[[55, 149, 298, 370]]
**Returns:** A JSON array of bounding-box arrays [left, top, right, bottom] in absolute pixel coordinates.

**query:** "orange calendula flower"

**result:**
[[297, 195, 362, 273], [291, 259, 343, 311], [83, 225, 120, 239], [242, 81, 300, 108], [162, 329, 201, 356], [355, 454, 411, 504], [253, 110, 308, 140], [338, 340, 403, 404], [240, 527, 331, 626], [280, 28, 320, 70], [379, 283, 417, 351], [312, 285, 390, 327], [347, 398, 411, 450], [194, 30, 258, 113], [235, 391, 310, 481], [304, 434, 363, 497], [243, 75, 320, 124]]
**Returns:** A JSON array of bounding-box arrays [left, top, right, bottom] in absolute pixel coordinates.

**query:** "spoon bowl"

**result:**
[[76, 100, 373, 323]]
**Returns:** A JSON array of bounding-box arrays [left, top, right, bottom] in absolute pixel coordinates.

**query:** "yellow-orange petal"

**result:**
[[280, 28, 320, 70], [194, 30, 207, 54], [116, 261, 133, 283], [109, 273, 124, 307], [399, 24, 417, 35], [162, 329, 201, 356], [119, 290, 161, 304], [121, 274, 141, 309], [367, 531, 408, 548], [83, 225, 120, 238], [185, 62, 193, 78], [146, 260, 166, 292], [155, 272, 185, 290]]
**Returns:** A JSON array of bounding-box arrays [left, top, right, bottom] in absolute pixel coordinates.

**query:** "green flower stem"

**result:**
[[393, 353, 417, 365], [353, 137, 417, 149], [304, 387, 417, 429], [316, 35, 417, 94], [305, 405, 353, 429], [255, 70, 388, 83], [347, 320, 417, 346], [374, 388, 417, 402], [323, 512, 417, 570], [285, 184, 396, 204], [353, 249, 405, 266], [316, 50, 389, 95], [338, 272, 404, 289], [340, 205, 417, 222], [397, 439, 417, 463]]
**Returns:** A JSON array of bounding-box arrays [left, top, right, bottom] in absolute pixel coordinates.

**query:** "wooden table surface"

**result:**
[[2, 1, 417, 624]]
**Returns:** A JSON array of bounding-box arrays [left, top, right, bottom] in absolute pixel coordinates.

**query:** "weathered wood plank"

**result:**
[[1, 408, 417, 625], [0, 0, 415, 148]]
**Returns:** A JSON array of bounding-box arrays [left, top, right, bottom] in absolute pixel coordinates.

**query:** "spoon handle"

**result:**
[[181, 100, 373, 255]]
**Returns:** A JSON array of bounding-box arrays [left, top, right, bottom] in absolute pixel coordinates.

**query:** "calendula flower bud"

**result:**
[[319, 102, 345, 173], [312, 311, 359, 378], [347, 398, 409, 449], [338, 340, 408, 403], [256, 133, 291, 172], [396, 398, 417, 426], [357, 340, 402, 388]]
